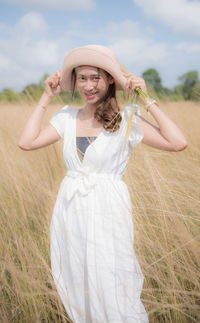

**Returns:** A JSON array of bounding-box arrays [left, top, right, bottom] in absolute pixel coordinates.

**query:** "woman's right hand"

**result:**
[[44, 70, 62, 98]]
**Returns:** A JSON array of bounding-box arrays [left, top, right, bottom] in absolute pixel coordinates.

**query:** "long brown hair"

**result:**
[[71, 67, 122, 133]]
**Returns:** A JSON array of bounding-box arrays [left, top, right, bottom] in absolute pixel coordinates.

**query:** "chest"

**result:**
[[76, 136, 97, 163], [75, 111, 104, 137], [63, 108, 129, 170]]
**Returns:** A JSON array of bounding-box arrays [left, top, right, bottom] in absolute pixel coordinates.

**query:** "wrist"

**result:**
[[144, 99, 159, 112], [38, 92, 54, 108], [145, 101, 159, 114]]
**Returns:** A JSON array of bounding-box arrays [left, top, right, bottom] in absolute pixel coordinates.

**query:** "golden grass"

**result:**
[[0, 101, 199, 322]]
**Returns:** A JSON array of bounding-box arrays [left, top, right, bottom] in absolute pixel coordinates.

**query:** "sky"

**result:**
[[0, 0, 200, 92]]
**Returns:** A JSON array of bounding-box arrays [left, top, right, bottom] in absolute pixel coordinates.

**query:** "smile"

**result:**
[[84, 92, 98, 98]]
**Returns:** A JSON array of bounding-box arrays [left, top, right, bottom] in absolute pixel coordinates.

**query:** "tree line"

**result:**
[[142, 69, 199, 101], [0, 69, 199, 103]]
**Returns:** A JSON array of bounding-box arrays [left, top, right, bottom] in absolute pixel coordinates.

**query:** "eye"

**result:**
[[93, 76, 101, 80], [77, 75, 85, 80]]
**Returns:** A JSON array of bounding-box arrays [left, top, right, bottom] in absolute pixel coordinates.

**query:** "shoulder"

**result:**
[[50, 105, 76, 120], [121, 103, 141, 123], [49, 105, 76, 138], [121, 103, 144, 146], [54, 105, 71, 115]]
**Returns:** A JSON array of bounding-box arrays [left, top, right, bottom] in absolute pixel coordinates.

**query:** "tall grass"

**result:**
[[0, 100, 199, 322]]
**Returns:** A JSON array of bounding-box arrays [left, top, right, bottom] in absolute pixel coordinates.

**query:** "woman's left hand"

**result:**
[[122, 72, 148, 104]]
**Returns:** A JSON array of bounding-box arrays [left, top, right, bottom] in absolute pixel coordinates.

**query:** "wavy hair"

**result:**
[[71, 67, 122, 133]]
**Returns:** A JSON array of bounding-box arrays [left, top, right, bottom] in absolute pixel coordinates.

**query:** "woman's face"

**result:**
[[75, 65, 114, 104]]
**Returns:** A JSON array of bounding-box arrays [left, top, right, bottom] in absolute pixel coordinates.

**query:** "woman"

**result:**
[[18, 45, 188, 322]]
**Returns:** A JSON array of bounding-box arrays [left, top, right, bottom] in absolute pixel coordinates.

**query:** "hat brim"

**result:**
[[60, 47, 127, 92]]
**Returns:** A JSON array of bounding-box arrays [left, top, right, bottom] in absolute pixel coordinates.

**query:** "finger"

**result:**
[[127, 78, 144, 86], [127, 76, 142, 82], [50, 79, 56, 87], [56, 70, 62, 77], [126, 82, 135, 93], [126, 79, 136, 88], [46, 79, 57, 89], [122, 72, 137, 78], [50, 76, 59, 87], [133, 80, 144, 86], [122, 72, 133, 79], [55, 84, 61, 93], [52, 82, 59, 88], [52, 76, 61, 86], [122, 72, 134, 76], [46, 79, 53, 87]]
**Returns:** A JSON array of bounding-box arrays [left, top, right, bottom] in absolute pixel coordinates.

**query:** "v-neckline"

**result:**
[[74, 108, 106, 166]]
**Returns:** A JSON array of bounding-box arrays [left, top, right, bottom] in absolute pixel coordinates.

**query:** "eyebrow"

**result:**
[[77, 73, 101, 76]]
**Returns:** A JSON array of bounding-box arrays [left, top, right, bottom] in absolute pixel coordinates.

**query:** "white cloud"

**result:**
[[106, 20, 142, 40], [133, 0, 200, 37], [0, 22, 12, 35], [103, 19, 200, 88], [110, 38, 168, 68], [0, 13, 199, 91], [176, 42, 200, 53], [105, 20, 169, 76], [1, 16, 169, 91], [2, 0, 95, 11], [0, 12, 60, 91], [15, 11, 48, 34]]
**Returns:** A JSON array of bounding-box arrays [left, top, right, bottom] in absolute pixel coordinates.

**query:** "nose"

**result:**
[[84, 79, 96, 91]]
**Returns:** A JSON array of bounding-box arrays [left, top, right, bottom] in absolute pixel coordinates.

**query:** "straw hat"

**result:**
[[60, 45, 127, 91]]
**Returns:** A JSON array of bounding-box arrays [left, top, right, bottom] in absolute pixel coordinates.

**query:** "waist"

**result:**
[[63, 169, 123, 202], [66, 169, 123, 181]]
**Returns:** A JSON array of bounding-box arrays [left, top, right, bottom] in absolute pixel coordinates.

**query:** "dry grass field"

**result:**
[[0, 100, 199, 322]]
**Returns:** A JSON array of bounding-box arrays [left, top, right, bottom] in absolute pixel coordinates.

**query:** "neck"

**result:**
[[82, 103, 98, 118]]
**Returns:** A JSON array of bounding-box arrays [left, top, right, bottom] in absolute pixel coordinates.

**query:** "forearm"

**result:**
[[147, 103, 188, 145], [18, 92, 52, 148]]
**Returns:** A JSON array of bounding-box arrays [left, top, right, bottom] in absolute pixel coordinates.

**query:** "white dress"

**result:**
[[49, 103, 149, 323]]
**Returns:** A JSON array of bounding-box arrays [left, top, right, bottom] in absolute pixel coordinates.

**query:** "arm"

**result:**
[[18, 71, 62, 151], [138, 103, 188, 152], [123, 72, 188, 152]]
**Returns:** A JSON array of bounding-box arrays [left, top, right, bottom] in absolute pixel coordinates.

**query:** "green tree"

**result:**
[[191, 81, 200, 101], [178, 70, 199, 100], [172, 84, 185, 101], [22, 83, 39, 100], [0, 88, 21, 102], [21, 74, 49, 101], [162, 87, 173, 96], [142, 68, 163, 97]]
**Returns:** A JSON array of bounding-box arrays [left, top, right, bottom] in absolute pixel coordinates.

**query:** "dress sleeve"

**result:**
[[122, 103, 144, 150], [49, 105, 69, 139]]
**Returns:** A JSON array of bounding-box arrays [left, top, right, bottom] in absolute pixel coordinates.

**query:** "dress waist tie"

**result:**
[[65, 169, 122, 202]]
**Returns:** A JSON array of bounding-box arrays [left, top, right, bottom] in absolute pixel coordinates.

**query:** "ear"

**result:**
[[109, 77, 114, 85]]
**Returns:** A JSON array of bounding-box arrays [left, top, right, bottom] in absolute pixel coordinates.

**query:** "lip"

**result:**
[[84, 92, 97, 99]]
